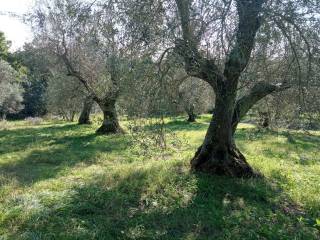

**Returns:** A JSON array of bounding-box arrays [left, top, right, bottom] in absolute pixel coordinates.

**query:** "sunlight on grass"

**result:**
[[0, 116, 319, 239]]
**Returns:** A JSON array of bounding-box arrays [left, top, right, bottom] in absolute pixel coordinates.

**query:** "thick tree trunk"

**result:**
[[191, 142, 256, 177], [191, 82, 289, 177], [78, 96, 94, 125], [96, 99, 124, 135], [191, 93, 257, 178]]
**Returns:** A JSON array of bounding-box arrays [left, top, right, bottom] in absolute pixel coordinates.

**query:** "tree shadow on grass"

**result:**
[[149, 120, 209, 133], [236, 128, 320, 165], [0, 124, 131, 187], [236, 128, 320, 146], [0, 123, 87, 155], [6, 166, 318, 240], [1, 122, 319, 239]]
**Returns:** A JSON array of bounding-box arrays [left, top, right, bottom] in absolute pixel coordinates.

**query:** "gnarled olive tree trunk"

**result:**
[[78, 96, 94, 125], [190, 86, 256, 177], [96, 98, 123, 135], [191, 82, 288, 177]]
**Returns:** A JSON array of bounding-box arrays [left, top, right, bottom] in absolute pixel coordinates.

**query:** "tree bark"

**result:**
[[187, 112, 196, 122], [70, 112, 75, 122], [191, 82, 289, 177], [78, 96, 94, 125], [259, 112, 270, 128], [96, 99, 124, 135], [186, 104, 196, 122], [0, 112, 6, 121], [191, 90, 257, 177]]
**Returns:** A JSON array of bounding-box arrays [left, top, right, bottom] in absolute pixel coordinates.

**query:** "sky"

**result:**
[[0, 0, 35, 51]]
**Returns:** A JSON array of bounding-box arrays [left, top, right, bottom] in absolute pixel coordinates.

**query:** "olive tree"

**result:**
[[32, 0, 130, 134]]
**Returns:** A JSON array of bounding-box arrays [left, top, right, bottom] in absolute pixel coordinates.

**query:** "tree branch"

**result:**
[[232, 81, 290, 132], [174, 0, 223, 91], [59, 36, 100, 102], [224, 0, 265, 86]]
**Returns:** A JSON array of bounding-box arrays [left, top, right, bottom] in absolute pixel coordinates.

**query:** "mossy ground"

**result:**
[[0, 115, 319, 239]]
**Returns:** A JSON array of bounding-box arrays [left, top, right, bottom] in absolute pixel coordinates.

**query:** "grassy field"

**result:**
[[0, 116, 319, 240]]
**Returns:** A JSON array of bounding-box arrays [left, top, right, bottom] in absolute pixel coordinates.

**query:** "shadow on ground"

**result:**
[[0, 123, 131, 186], [1, 121, 319, 239], [236, 128, 320, 165], [5, 165, 318, 239]]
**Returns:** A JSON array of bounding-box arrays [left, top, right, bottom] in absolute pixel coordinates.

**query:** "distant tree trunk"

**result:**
[[258, 112, 270, 128], [78, 96, 94, 125], [186, 105, 196, 122], [187, 112, 196, 122], [0, 112, 6, 120], [70, 111, 76, 122], [96, 99, 124, 135]]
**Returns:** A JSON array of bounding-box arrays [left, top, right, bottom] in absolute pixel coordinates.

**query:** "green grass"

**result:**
[[0, 116, 319, 239]]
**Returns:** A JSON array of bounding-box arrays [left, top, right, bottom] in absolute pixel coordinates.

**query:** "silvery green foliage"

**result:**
[[32, 0, 131, 101], [0, 60, 24, 118], [178, 77, 215, 118], [46, 66, 86, 121], [0, 60, 17, 103]]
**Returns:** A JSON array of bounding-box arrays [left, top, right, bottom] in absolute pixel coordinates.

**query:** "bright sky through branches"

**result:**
[[0, 0, 34, 51]]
